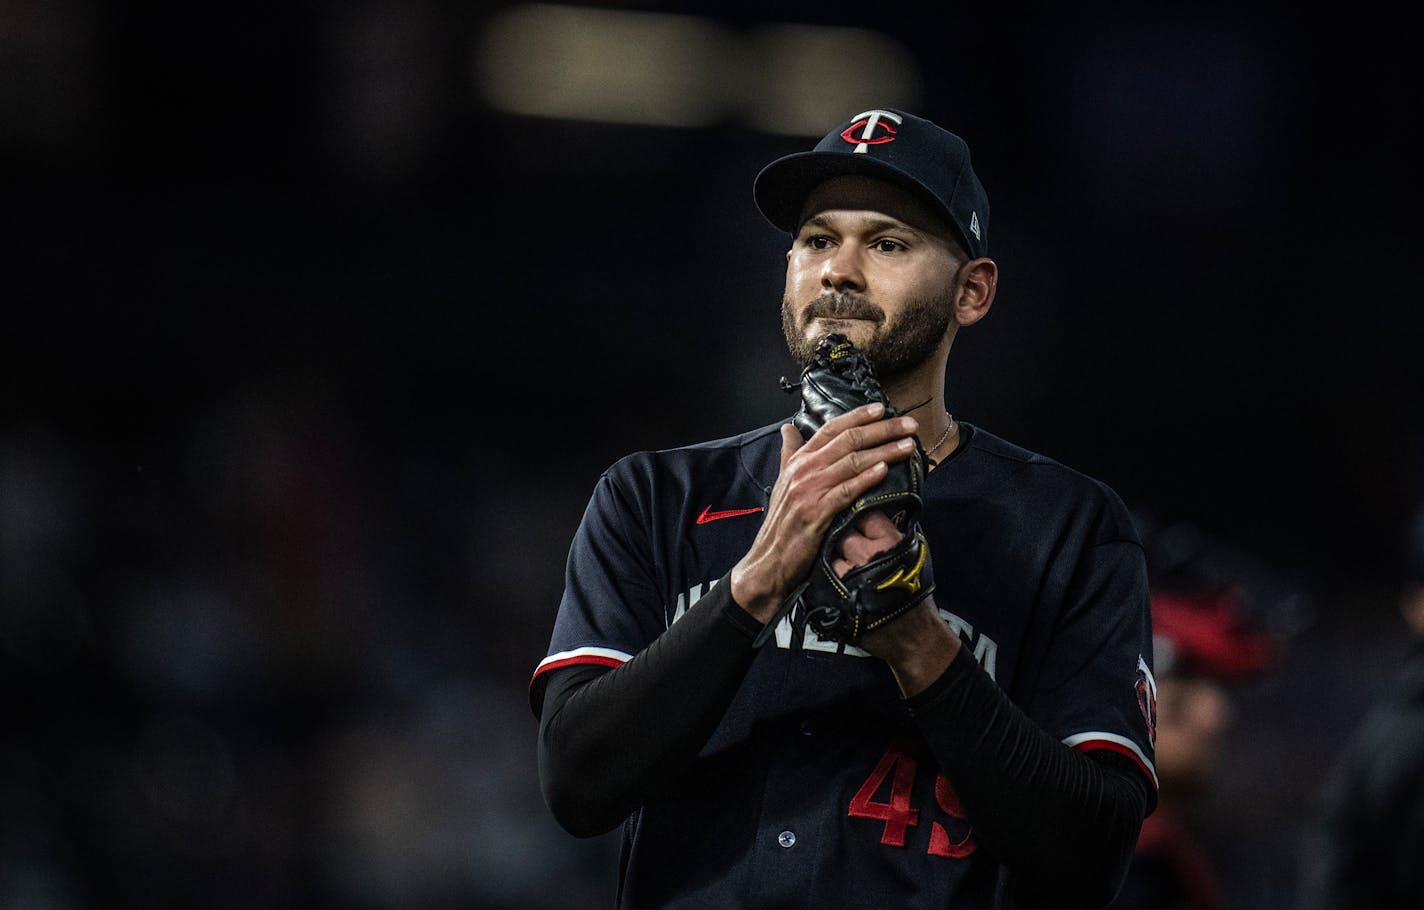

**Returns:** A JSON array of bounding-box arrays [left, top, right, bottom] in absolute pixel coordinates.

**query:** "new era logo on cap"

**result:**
[[753, 108, 990, 261]]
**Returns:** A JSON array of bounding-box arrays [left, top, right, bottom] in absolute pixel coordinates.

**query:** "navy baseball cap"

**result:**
[[754, 108, 990, 260]]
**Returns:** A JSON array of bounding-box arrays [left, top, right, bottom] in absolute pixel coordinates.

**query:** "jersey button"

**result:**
[[799, 718, 816, 736], [777, 830, 797, 848]]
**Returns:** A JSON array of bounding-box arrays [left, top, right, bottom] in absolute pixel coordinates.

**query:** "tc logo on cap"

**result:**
[[839, 110, 902, 154]]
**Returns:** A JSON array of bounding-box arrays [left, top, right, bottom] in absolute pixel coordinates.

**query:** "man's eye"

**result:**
[[874, 239, 905, 253], [806, 236, 833, 250]]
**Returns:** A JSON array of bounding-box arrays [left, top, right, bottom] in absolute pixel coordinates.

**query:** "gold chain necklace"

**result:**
[[923, 412, 955, 458]]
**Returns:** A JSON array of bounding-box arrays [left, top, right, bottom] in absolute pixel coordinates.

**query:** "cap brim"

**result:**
[[753, 151, 949, 234]]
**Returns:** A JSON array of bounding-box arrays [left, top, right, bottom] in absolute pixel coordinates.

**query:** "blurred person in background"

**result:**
[[1295, 504, 1424, 910], [1107, 584, 1275, 910]]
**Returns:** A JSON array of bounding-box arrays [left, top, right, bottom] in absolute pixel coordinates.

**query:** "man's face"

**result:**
[[781, 175, 962, 383]]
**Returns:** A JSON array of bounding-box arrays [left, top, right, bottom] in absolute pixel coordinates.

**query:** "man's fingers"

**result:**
[[801, 403, 911, 451], [832, 512, 904, 577], [830, 460, 887, 514], [836, 419, 918, 457], [764, 405, 916, 573], [803, 412, 919, 463], [783, 430, 915, 524], [856, 510, 900, 541], [830, 436, 917, 486], [779, 422, 803, 472], [812, 401, 886, 442]]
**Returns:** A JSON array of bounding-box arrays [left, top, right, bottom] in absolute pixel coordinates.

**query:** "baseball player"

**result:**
[[530, 109, 1158, 908]]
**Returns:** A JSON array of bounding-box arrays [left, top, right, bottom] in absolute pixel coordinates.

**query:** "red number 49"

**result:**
[[848, 736, 977, 858]]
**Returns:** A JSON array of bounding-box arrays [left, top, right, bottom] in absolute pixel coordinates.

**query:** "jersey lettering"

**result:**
[[849, 736, 979, 859], [801, 622, 871, 656], [848, 737, 921, 846], [940, 610, 998, 680], [671, 582, 998, 680], [929, 773, 976, 858], [671, 578, 718, 625]]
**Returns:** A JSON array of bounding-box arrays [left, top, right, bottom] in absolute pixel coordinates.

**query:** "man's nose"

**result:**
[[822, 244, 865, 292]]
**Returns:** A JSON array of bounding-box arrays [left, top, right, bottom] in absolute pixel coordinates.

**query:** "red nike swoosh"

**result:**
[[696, 504, 766, 524]]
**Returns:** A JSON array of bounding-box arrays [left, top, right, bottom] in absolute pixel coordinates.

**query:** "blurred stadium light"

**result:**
[[473, 3, 921, 134]]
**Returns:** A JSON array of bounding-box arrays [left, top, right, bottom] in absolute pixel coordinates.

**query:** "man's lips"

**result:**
[[805, 308, 882, 324]]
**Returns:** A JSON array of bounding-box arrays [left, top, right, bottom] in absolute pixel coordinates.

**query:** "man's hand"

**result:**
[[833, 509, 962, 696], [831, 509, 905, 578], [729, 402, 918, 624]]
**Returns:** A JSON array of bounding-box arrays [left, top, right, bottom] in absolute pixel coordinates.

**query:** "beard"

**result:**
[[782, 289, 953, 384]]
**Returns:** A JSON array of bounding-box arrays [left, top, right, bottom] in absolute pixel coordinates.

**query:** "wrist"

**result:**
[[729, 560, 784, 624], [869, 601, 960, 697]]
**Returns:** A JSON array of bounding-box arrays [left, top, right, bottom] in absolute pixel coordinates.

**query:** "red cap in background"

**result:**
[[1151, 587, 1276, 680]]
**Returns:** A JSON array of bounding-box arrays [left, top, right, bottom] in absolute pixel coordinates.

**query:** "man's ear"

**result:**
[[953, 258, 997, 327]]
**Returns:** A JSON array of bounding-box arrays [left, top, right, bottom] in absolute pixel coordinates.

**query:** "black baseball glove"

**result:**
[[752, 333, 935, 647]]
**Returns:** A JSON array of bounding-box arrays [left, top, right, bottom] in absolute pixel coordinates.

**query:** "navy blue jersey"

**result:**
[[532, 420, 1157, 908]]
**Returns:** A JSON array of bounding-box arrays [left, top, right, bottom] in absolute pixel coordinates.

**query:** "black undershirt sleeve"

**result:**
[[906, 646, 1152, 908], [536, 572, 761, 838]]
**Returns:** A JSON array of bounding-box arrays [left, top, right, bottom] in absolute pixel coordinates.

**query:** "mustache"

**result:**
[[803, 292, 885, 324]]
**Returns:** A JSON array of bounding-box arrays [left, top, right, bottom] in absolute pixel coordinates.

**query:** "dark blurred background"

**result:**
[[3, 2, 1421, 908]]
